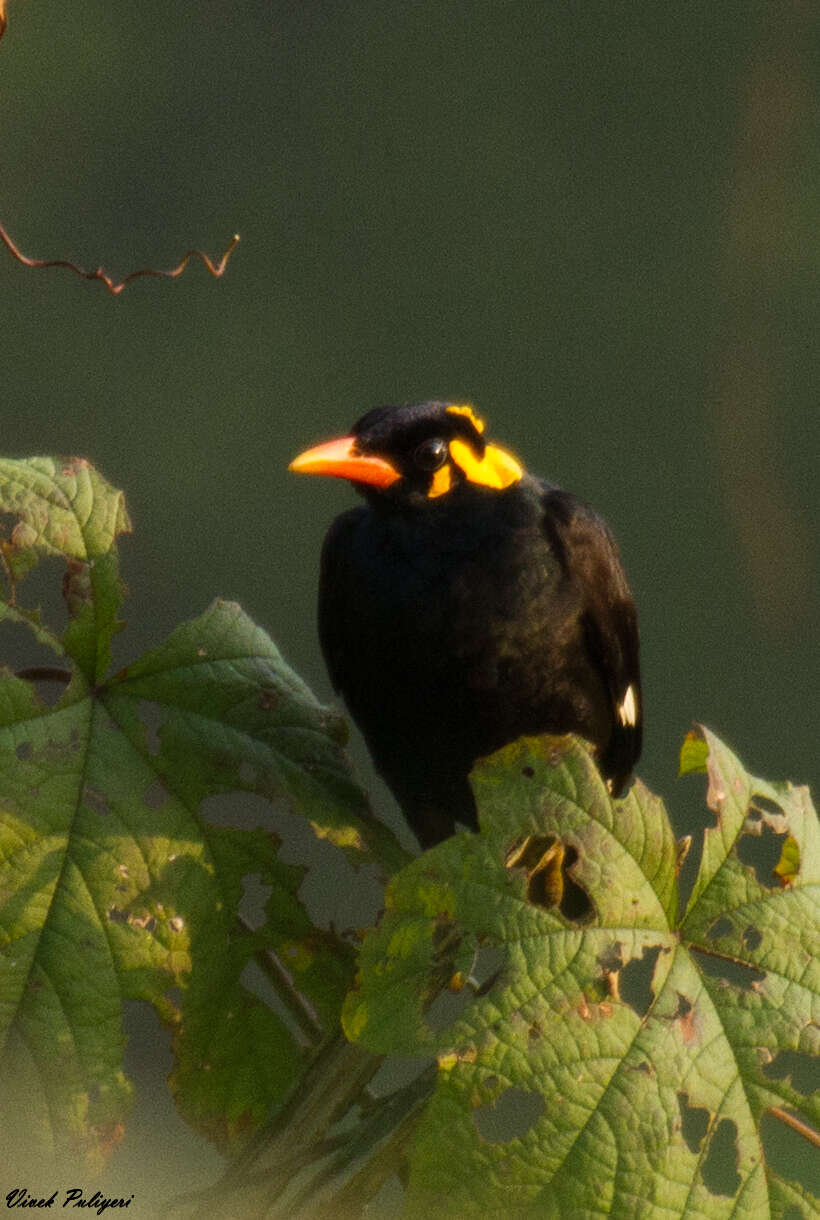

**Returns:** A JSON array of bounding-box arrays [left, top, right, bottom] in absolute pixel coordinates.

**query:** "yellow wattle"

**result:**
[[428, 464, 453, 498], [449, 438, 523, 490], [446, 404, 486, 433]]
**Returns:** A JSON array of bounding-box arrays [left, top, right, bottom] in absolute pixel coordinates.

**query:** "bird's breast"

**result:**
[[349, 501, 579, 703]]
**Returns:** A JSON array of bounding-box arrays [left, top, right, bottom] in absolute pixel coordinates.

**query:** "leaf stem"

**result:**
[[769, 1105, 820, 1150], [180, 1031, 385, 1218], [235, 914, 325, 1048], [292, 1063, 437, 1217]]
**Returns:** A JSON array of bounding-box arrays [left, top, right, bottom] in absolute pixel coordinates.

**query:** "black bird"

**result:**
[[290, 401, 641, 848]]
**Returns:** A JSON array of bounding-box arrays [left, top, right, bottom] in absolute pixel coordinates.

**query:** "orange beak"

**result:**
[[289, 436, 401, 489]]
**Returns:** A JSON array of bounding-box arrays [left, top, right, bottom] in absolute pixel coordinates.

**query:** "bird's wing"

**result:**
[[541, 488, 642, 791], [317, 508, 365, 700]]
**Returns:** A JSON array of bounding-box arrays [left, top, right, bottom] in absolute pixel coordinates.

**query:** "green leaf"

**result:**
[[345, 731, 819, 1217], [0, 456, 130, 561], [105, 598, 405, 871], [679, 729, 709, 777], [0, 459, 402, 1170], [158, 824, 309, 1149], [62, 551, 129, 682], [678, 726, 820, 1210], [0, 457, 131, 679]]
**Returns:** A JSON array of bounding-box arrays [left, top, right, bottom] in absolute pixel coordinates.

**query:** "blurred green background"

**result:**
[[1, 0, 817, 1207]]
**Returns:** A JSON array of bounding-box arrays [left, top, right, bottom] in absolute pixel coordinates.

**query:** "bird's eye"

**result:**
[[414, 437, 448, 471]]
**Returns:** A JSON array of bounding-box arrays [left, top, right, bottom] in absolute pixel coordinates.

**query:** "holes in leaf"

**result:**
[[165, 986, 184, 1010], [706, 917, 733, 941], [201, 790, 279, 830], [19, 669, 69, 707], [137, 700, 164, 757], [674, 782, 720, 916], [692, 948, 765, 991], [239, 873, 271, 931], [424, 922, 474, 1025], [239, 959, 283, 1011], [558, 848, 594, 923], [749, 794, 786, 820], [15, 740, 31, 760], [471, 944, 505, 995], [473, 1086, 545, 1143], [677, 1091, 710, 1154], [425, 986, 473, 1033], [121, 999, 175, 1096], [736, 819, 792, 888], [202, 791, 385, 932], [742, 924, 762, 951], [504, 834, 594, 923], [368, 1056, 432, 1100], [619, 945, 664, 1017], [701, 1117, 741, 1196], [1, 557, 69, 642], [505, 834, 554, 872], [762, 1050, 820, 1096], [762, 1110, 820, 1197]]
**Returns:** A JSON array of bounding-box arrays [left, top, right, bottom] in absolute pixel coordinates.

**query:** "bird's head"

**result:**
[[289, 401, 523, 504]]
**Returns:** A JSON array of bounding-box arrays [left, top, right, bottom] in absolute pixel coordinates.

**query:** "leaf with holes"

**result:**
[[0, 456, 131, 679], [677, 725, 820, 1215], [344, 729, 819, 1217], [0, 457, 403, 1171]]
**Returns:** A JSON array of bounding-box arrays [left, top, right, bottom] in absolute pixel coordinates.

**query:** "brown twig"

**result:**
[[0, 222, 239, 295], [0, 1, 7, 46]]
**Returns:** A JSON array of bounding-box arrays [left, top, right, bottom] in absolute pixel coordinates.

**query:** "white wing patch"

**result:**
[[617, 684, 638, 728]]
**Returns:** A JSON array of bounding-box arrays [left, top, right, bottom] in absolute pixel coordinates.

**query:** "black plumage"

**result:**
[[291, 401, 641, 848]]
